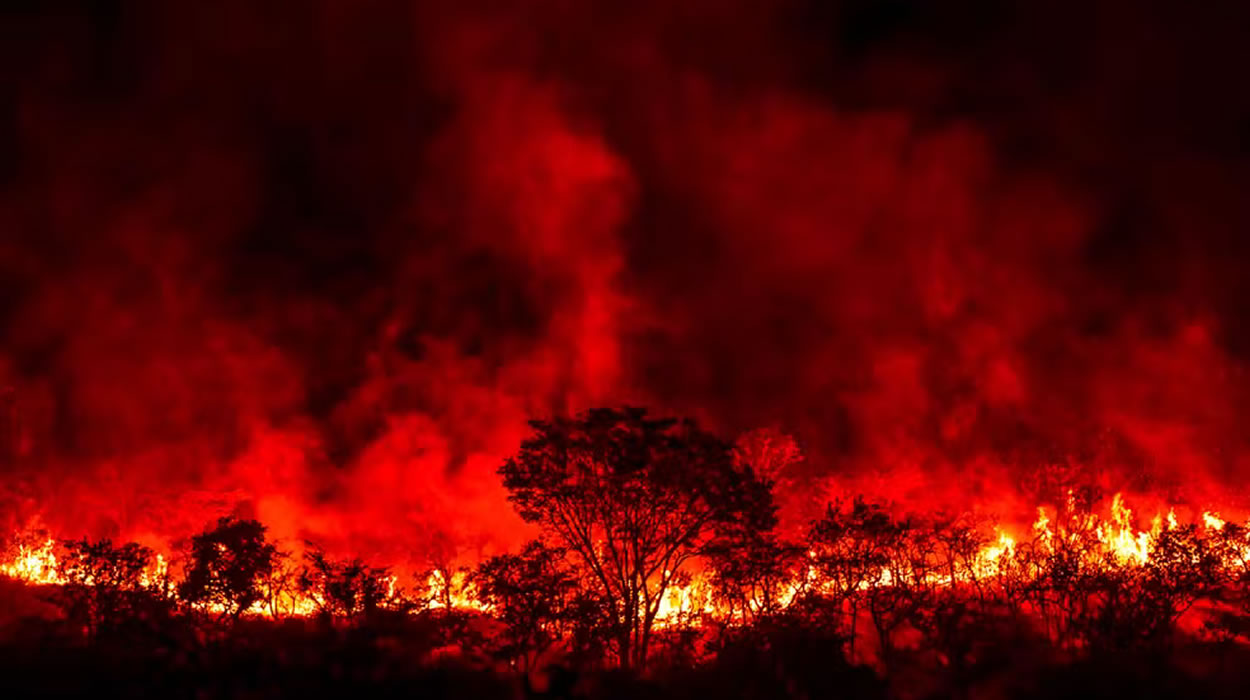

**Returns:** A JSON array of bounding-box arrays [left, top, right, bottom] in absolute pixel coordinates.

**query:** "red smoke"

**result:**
[[0, 1, 1248, 567]]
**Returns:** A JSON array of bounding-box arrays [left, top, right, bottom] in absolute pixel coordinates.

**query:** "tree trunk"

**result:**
[[618, 632, 632, 670]]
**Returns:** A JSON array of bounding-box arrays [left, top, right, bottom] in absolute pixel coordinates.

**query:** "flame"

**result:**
[[975, 531, 1016, 577], [137, 554, 168, 589], [3, 491, 1250, 627], [1096, 493, 1151, 565], [425, 569, 488, 613], [649, 492, 1250, 625], [0, 536, 484, 620], [0, 538, 61, 585], [1204, 511, 1226, 531]]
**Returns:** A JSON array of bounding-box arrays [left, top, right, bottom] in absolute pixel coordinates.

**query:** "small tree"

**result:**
[[298, 549, 394, 624], [499, 407, 774, 669], [473, 540, 579, 670], [731, 428, 802, 483], [55, 538, 153, 639], [1098, 524, 1223, 652], [257, 552, 302, 618], [807, 498, 894, 658], [178, 517, 278, 622], [707, 533, 805, 625], [911, 515, 998, 693], [1205, 522, 1250, 643]]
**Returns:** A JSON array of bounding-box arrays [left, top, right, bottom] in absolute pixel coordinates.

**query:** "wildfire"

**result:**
[[0, 537, 61, 586], [655, 572, 716, 625], [138, 554, 168, 590], [3, 492, 1250, 628], [1205, 511, 1227, 531], [424, 568, 487, 612], [0, 535, 426, 620], [653, 491, 1250, 626]]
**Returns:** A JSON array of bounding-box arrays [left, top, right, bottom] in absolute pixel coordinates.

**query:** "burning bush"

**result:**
[[297, 549, 402, 624]]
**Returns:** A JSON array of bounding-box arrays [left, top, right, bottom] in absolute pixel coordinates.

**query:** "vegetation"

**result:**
[[3, 408, 1250, 698], [499, 407, 775, 668], [178, 516, 280, 623]]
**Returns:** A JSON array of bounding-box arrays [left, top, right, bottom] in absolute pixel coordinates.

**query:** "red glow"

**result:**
[[0, 4, 1248, 678]]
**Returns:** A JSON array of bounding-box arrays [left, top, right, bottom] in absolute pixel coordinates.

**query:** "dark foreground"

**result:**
[[3, 618, 1249, 700]]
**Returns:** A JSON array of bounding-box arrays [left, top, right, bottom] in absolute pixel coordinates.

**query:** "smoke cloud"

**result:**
[[0, 1, 1247, 560]]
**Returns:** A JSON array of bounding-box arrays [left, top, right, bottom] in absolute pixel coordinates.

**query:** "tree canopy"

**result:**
[[499, 406, 775, 668], [178, 516, 278, 622]]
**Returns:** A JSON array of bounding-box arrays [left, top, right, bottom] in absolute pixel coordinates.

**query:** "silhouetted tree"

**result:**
[[258, 551, 303, 618], [731, 428, 802, 484], [860, 514, 930, 675], [420, 560, 473, 614], [178, 516, 278, 623], [1127, 524, 1224, 650], [1022, 500, 1112, 650], [473, 540, 580, 671], [298, 549, 395, 624], [499, 407, 774, 669], [54, 538, 153, 639], [908, 515, 1009, 696], [706, 533, 805, 625], [1205, 522, 1250, 643], [1010, 500, 1229, 654], [707, 431, 797, 627], [807, 498, 895, 660]]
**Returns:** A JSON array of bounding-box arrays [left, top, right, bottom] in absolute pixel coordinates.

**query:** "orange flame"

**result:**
[[3, 492, 1250, 626]]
